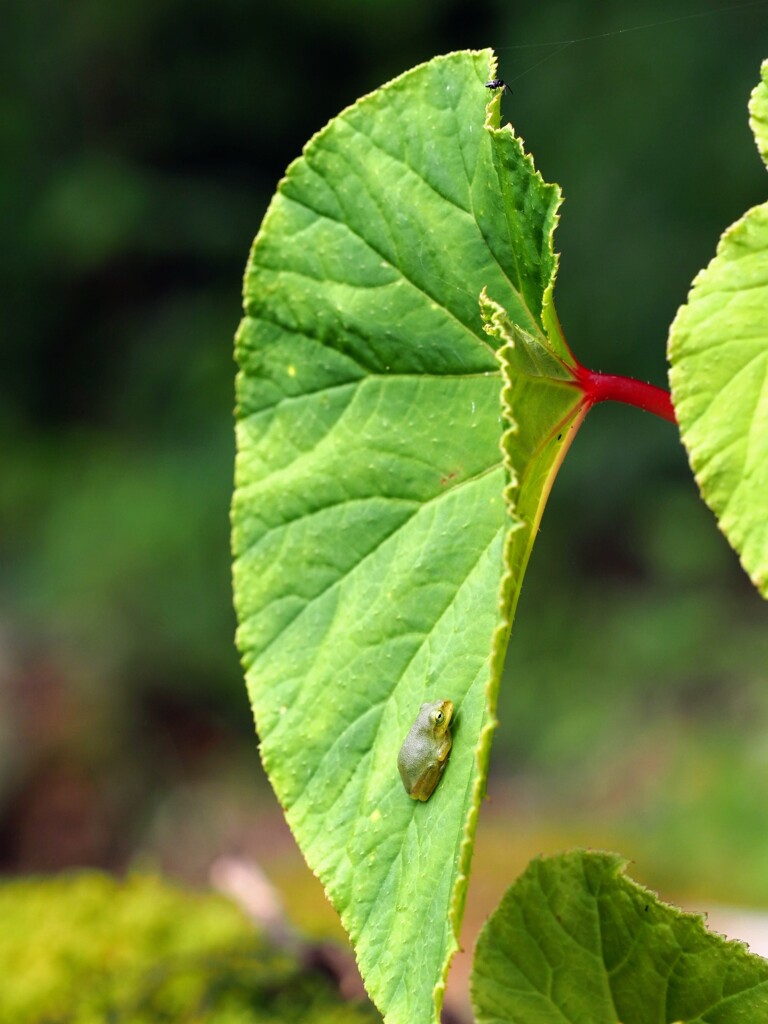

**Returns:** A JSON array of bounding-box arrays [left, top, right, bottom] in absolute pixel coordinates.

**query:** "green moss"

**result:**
[[0, 872, 379, 1023]]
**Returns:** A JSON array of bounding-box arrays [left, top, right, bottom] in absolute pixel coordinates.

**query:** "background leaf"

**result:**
[[471, 850, 768, 1024], [668, 63, 768, 598], [668, 203, 768, 597], [749, 59, 768, 168], [233, 50, 584, 1023]]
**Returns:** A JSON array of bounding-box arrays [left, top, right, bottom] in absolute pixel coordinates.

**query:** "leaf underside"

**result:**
[[233, 49, 583, 1023]]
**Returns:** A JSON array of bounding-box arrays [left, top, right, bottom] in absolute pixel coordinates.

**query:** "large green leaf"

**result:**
[[668, 65, 768, 597], [471, 850, 768, 1024], [232, 50, 585, 1023]]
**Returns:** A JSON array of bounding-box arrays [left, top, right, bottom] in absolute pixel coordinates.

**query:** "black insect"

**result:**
[[485, 78, 511, 95]]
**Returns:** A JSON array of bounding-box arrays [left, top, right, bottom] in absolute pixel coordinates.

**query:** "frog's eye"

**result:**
[[434, 711, 444, 723]]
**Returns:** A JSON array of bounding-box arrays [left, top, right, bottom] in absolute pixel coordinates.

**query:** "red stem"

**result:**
[[574, 366, 676, 424]]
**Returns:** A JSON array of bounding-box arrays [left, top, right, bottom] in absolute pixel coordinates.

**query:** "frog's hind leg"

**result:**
[[410, 759, 447, 802]]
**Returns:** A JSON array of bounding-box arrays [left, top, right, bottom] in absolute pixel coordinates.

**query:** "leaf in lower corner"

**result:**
[[471, 850, 768, 1024]]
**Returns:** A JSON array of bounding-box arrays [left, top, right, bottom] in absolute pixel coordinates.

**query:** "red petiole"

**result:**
[[573, 365, 676, 424]]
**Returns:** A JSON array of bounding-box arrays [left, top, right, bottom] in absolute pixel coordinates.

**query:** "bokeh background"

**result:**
[[3, 0, 768, 1014]]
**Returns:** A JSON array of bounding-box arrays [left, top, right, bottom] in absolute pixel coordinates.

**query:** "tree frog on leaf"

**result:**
[[397, 699, 454, 801]]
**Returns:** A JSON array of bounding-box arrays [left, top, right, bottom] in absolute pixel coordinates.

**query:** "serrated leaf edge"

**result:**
[[441, 79, 586, 1017]]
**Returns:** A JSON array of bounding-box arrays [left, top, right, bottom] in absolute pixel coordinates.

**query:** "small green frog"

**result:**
[[397, 699, 454, 801]]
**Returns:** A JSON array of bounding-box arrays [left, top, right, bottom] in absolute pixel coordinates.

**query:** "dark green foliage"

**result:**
[[3, 0, 767, 710]]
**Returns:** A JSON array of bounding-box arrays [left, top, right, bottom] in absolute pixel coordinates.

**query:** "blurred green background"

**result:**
[[2, 0, 768, 990]]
